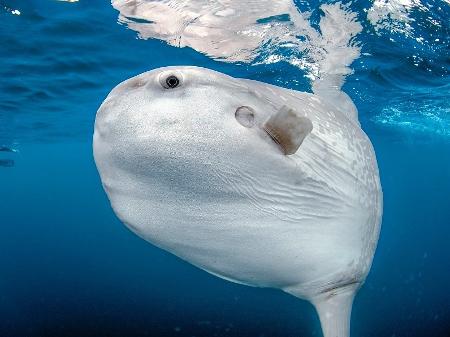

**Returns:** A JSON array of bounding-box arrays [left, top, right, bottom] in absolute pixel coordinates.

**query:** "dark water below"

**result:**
[[1, 0, 449, 336]]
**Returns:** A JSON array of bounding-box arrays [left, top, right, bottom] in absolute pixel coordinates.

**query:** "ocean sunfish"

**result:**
[[93, 66, 382, 337]]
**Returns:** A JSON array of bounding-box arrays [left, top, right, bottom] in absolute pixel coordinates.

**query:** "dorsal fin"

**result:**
[[311, 3, 362, 123], [313, 78, 359, 123]]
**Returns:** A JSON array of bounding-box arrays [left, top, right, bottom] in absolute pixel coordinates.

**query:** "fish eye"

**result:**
[[159, 72, 183, 89], [166, 75, 179, 88]]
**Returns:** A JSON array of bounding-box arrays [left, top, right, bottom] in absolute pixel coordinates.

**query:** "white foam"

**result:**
[[367, 0, 429, 38]]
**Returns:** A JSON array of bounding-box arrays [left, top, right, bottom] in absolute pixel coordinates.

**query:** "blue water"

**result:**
[[1, 0, 449, 336]]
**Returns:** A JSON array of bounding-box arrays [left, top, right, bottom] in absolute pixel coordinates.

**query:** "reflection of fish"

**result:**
[[112, 0, 312, 62], [111, 0, 362, 81], [0, 159, 14, 167], [94, 65, 382, 337]]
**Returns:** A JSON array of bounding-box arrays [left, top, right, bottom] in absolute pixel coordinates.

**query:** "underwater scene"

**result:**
[[1, 0, 449, 336]]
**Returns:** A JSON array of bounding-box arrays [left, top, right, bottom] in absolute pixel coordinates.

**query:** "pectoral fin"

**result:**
[[263, 106, 313, 155]]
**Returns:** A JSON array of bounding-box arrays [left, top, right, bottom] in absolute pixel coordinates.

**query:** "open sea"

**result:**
[[1, 0, 449, 336]]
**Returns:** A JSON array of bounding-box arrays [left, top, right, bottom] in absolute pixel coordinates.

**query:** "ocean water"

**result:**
[[1, 0, 449, 336]]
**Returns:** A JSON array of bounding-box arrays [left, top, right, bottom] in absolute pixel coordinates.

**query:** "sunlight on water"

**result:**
[[373, 104, 450, 137], [367, 0, 430, 37]]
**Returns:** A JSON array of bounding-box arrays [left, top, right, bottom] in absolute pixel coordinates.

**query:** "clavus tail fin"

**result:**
[[310, 3, 362, 123], [312, 287, 356, 337]]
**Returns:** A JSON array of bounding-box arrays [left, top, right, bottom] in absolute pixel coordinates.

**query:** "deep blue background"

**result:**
[[1, 1, 449, 336]]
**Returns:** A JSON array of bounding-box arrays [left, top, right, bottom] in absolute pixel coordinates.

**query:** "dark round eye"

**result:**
[[165, 75, 180, 89], [159, 71, 184, 89]]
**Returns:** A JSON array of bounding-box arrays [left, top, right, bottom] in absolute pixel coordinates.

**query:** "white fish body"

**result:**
[[93, 66, 382, 337]]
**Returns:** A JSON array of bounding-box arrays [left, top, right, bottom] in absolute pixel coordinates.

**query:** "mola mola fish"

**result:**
[[93, 64, 382, 337]]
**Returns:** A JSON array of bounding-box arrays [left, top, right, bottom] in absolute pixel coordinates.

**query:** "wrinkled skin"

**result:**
[[94, 66, 382, 337]]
